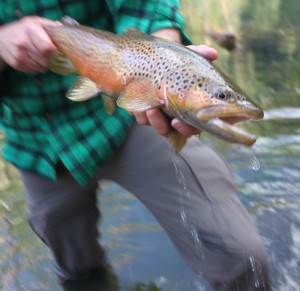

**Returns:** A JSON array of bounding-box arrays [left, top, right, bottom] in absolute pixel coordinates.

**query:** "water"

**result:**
[[250, 148, 261, 171], [1, 0, 300, 290], [168, 142, 190, 228], [167, 142, 205, 260]]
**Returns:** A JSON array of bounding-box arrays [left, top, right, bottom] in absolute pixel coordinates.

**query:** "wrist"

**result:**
[[152, 28, 181, 43]]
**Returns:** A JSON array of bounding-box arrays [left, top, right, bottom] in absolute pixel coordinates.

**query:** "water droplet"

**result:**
[[180, 209, 187, 223], [249, 256, 261, 288], [250, 148, 260, 171], [191, 227, 200, 243]]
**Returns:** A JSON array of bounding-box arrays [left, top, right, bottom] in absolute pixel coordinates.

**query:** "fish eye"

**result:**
[[217, 92, 227, 100], [212, 89, 232, 100]]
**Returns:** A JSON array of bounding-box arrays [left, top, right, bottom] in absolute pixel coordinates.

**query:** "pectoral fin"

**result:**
[[167, 130, 188, 153], [67, 77, 101, 101], [102, 95, 116, 115], [117, 78, 164, 112], [48, 50, 76, 75]]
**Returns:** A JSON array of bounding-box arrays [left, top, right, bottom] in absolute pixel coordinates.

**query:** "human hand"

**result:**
[[133, 44, 218, 137], [0, 16, 60, 73]]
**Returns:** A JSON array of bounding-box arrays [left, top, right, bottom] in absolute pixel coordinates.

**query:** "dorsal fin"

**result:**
[[60, 16, 80, 27], [124, 27, 145, 36]]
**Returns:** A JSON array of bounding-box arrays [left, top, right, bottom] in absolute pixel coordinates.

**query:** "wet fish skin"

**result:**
[[44, 17, 264, 151]]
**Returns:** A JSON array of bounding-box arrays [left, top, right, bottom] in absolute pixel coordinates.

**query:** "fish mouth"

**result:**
[[202, 117, 257, 146], [197, 104, 264, 122], [192, 105, 264, 146]]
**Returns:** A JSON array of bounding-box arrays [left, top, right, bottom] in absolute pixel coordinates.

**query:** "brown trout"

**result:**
[[44, 16, 263, 151]]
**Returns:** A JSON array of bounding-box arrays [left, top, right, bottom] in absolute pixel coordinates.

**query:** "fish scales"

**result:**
[[48, 25, 221, 103], [44, 17, 264, 150]]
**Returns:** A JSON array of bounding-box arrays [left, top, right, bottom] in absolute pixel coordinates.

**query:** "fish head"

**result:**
[[193, 84, 264, 122], [166, 76, 264, 146]]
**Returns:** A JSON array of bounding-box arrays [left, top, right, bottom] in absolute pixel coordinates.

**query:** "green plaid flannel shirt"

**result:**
[[0, 0, 188, 185]]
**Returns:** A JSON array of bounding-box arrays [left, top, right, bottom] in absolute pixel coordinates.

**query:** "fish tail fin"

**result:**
[[167, 131, 188, 153], [48, 50, 76, 75]]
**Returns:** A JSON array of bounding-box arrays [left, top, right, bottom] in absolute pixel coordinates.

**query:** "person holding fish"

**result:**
[[0, 0, 271, 290]]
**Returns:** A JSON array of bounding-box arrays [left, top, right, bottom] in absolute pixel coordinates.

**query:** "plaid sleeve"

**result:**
[[114, 0, 192, 44]]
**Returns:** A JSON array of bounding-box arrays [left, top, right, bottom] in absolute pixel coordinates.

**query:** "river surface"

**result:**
[[1, 0, 300, 290]]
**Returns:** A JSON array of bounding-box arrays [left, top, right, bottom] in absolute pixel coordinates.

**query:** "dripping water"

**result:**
[[167, 142, 204, 257], [249, 256, 264, 289], [168, 142, 189, 227], [249, 148, 260, 171]]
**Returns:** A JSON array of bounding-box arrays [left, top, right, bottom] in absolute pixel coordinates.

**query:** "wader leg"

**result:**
[[99, 123, 271, 291], [19, 163, 110, 286]]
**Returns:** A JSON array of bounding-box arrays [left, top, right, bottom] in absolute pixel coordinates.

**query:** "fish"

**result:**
[[44, 16, 264, 151]]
